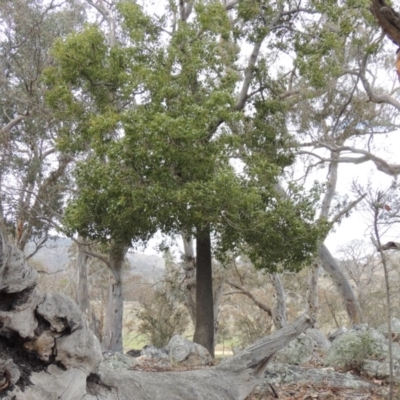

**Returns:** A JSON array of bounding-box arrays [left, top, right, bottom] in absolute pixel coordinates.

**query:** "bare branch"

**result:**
[[330, 194, 367, 224], [26, 232, 49, 260], [235, 40, 263, 110], [324, 145, 400, 176], [301, 142, 400, 177], [281, 7, 319, 17], [348, 53, 400, 111], [235, 5, 287, 110], [319, 156, 338, 219], [226, 281, 273, 317], [86, 0, 116, 47], [1, 114, 26, 135], [81, 249, 112, 272]]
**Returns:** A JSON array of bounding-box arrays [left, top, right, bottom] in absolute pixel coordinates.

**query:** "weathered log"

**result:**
[[0, 231, 102, 400], [85, 314, 314, 400], [0, 228, 313, 400]]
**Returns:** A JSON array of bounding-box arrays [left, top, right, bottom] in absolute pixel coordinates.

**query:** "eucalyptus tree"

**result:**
[[259, 0, 400, 325], [0, 0, 85, 255], [45, 0, 330, 354]]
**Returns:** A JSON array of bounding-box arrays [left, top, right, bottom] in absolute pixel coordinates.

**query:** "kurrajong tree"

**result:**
[[45, 0, 326, 355]]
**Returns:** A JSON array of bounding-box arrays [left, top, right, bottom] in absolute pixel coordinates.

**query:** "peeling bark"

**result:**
[[101, 245, 126, 353], [76, 237, 100, 339], [306, 264, 320, 321], [270, 273, 287, 329], [370, 0, 400, 46], [182, 233, 197, 323], [0, 232, 102, 399], [76, 237, 91, 317]]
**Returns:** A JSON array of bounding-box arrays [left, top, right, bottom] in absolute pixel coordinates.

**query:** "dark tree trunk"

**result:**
[[193, 225, 214, 357]]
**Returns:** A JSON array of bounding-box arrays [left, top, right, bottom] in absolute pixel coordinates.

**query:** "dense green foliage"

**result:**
[[45, 0, 328, 270]]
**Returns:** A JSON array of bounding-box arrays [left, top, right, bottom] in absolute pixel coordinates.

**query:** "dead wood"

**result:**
[[0, 226, 313, 400], [370, 0, 400, 47]]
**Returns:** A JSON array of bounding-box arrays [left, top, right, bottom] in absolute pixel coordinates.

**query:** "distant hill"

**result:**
[[25, 237, 165, 282]]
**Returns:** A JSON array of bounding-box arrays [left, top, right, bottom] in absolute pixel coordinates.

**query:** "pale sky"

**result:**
[[325, 159, 400, 256]]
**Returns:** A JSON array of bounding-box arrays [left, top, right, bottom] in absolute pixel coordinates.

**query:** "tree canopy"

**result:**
[[45, 0, 325, 269]]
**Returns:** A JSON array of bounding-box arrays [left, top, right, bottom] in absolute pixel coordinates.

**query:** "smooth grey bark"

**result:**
[[86, 0, 117, 48], [319, 244, 363, 325], [318, 159, 363, 325], [77, 236, 91, 317], [276, 174, 363, 326], [279, 158, 362, 326], [101, 245, 127, 353], [270, 273, 287, 329], [76, 237, 100, 339]]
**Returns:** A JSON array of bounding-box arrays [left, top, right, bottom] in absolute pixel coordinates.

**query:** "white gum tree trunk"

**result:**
[[101, 245, 126, 353]]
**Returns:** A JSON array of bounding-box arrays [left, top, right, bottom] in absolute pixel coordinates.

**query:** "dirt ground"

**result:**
[[246, 381, 393, 400]]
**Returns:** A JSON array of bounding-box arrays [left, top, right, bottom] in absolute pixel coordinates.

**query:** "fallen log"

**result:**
[[0, 228, 313, 399]]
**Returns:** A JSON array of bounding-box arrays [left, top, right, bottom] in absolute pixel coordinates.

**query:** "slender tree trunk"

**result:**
[[193, 225, 214, 357], [275, 177, 363, 327], [270, 273, 287, 329], [77, 237, 91, 315], [373, 205, 394, 400], [182, 233, 197, 324], [76, 236, 100, 339], [101, 245, 126, 353], [306, 263, 320, 321], [319, 244, 363, 325], [307, 158, 362, 325], [213, 277, 225, 348]]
